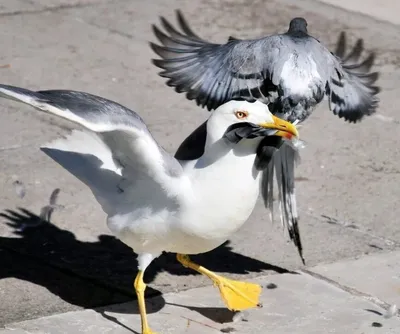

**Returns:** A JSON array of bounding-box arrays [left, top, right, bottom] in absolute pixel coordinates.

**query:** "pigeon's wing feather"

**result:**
[[258, 138, 304, 264], [324, 32, 380, 122], [151, 10, 287, 111]]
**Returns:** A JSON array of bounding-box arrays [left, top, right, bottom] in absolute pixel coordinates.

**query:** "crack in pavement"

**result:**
[[305, 211, 400, 249], [0, 143, 38, 152], [300, 269, 400, 318], [0, 2, 99, 17], [82, 20, 136, 40]]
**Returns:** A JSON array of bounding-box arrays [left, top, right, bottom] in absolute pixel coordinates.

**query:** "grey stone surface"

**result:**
[[315, 0, 400, 25], [0, 0, 400, 328], [0, 1, 36, 14], [1, 272, 400, 333], [0, 0, 103, 15], [312, 250, 400, 306]]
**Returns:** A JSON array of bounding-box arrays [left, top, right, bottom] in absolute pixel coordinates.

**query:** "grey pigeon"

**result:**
[[151, 11, 380, 264], [151, 11, 380, 124]]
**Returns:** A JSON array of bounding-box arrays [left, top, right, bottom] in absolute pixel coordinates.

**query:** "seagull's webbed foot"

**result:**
[[134, 271, 159, 334], [176, 254, 262, 311]]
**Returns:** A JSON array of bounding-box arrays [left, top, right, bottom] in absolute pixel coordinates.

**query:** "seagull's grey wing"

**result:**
[[0, 85, 186, 204], [41, 130, 125, 213], [151, 10, 285, 111], [325, 32, 380, 122], [257, 138, 304, 264]]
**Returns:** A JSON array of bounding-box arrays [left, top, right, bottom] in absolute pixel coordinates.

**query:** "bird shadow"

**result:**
[[0, 206, 294, 328], [96, 299, 237, 334], [166, 302, 237, 324]]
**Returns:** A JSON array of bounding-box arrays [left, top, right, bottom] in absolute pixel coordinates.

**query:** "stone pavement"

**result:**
[[1, 251, 400, 333], [1, 0, 400, 331]]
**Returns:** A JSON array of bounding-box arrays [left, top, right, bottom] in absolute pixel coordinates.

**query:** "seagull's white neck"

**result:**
[[194, 137, 231, 168]]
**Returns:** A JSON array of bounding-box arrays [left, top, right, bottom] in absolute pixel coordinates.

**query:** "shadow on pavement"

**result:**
[[97, 311, 140, 334], [165, 302, 237, 324], [0, 207, 293, 326]]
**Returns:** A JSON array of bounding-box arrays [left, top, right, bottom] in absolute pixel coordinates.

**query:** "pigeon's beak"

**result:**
[[258, 115, 299, 139]]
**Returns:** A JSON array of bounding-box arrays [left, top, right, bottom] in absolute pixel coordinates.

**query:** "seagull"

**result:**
[[151, 10, 380, 124], [0, 85, 299, 334]]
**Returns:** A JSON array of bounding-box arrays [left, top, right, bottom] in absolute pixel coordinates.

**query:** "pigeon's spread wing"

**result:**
[[326, 32, 380, 122], [151, 10, 286, 111], [0, 86, 185, 206]]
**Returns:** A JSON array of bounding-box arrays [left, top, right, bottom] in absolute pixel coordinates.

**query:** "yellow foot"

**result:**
[[211, 275, 262, 311], [142, 329, 158, 334]]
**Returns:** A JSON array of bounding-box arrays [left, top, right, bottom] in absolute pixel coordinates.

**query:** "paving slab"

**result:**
[[1, 272, 400, 334], [0, 1, 37, 14], [311, 250, 400, 306], [1, 0, 400, 328], [0, 0, 103, 15], [315, 0, 400, 25]]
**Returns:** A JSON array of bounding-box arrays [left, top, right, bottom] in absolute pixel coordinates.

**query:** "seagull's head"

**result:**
[[207, 100, 299, 147]]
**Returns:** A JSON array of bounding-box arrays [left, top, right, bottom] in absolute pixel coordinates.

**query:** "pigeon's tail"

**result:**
[[259, 138, 305, 265]]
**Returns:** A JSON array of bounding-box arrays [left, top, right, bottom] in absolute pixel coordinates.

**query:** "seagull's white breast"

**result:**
[[107, 142, 262, 256], [176, 150, 261, 251]]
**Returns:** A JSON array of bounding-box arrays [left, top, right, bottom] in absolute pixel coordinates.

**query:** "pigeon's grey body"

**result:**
[[151, 11, 380, 123]]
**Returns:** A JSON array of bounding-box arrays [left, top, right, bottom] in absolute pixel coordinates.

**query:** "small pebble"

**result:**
[[12, 180, 26, 198], [266, 283, 278, 289], [384, 304, 397, 319], [220, 327, 236, 333]]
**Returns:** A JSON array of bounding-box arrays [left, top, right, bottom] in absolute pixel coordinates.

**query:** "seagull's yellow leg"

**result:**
[[176, 254, 262, 311], [134, 271, 158, 334]]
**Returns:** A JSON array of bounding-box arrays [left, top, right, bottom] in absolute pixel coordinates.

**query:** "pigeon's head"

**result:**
[[207, 100, 299, 146], [288, 17, 308, 34]]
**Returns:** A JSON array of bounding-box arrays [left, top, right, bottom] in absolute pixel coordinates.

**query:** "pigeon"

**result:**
[[151, 11, 380, 124]]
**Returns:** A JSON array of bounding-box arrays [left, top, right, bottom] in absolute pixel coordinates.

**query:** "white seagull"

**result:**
[[0, 85, 299, 334]]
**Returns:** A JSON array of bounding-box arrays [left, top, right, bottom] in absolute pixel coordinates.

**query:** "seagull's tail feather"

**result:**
[[41, 130, 123, 214]]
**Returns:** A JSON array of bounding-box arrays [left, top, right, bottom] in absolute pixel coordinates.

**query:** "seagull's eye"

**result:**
[[234, 111, 248, 119]]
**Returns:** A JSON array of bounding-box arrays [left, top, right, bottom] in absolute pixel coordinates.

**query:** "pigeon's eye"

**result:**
[[234, 111, 248, 119]]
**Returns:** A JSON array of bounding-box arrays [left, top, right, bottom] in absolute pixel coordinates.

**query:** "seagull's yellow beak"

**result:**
[[258, 115, 299, 139]]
